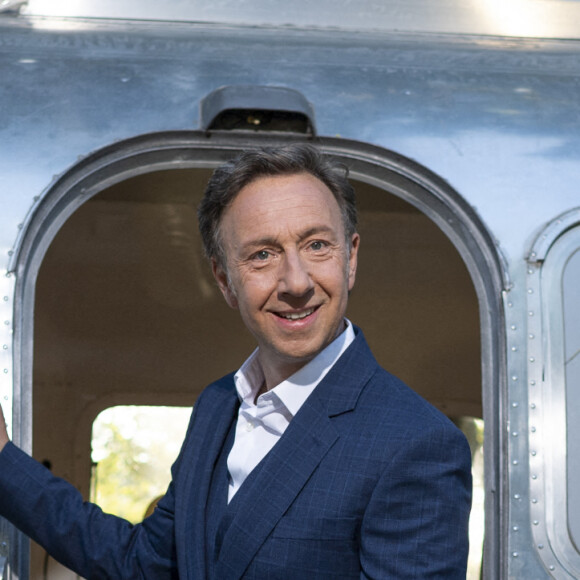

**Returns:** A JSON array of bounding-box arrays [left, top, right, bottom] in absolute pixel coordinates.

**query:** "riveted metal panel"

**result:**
[[523, 212, 580, 577]]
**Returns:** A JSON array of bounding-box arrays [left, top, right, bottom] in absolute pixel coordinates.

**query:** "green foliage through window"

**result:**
[[90, 406, 191, 524]]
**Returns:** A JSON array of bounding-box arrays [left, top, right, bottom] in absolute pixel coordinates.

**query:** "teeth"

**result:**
[[280, 308, 314, 320]]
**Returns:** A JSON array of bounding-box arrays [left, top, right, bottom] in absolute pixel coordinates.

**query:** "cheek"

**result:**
[[234, 272, 277, 310], [318, 258, 352, 292]]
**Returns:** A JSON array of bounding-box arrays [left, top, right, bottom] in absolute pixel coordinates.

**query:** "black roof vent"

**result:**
[[200, 85, 316, 135]]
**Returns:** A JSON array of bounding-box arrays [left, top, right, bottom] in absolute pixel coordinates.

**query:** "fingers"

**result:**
[[0, 403, 9, 451]]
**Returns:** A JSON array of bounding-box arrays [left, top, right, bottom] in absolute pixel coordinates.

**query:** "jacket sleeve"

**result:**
[[0, 441, 179, 579], [359, 422, 472, 579]]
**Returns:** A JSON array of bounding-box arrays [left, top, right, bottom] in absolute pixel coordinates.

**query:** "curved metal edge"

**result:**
[[527, 228, 580, 578], [9, 130, 508, 579], [0, 0, 27, 15], [527, 208, 580, 264]]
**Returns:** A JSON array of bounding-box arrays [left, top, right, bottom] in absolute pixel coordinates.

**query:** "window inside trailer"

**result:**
[[90, 406, 191, 523], [88, 407, 485, 578]]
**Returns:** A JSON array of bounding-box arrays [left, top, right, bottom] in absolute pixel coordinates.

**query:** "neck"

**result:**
[[257, 354, 310, 394]]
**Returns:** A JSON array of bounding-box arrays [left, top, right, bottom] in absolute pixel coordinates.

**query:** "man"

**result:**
[[0, 143, 472, 578]]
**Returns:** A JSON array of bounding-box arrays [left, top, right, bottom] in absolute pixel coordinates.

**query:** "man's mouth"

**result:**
[[277, 307, 316, 320]]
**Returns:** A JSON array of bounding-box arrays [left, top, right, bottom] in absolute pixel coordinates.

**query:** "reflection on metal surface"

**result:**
[[0, 0, 26, 14], [19, 0, 580, 39], [527, 213, 580, 577], [475, 0, 563, 38]]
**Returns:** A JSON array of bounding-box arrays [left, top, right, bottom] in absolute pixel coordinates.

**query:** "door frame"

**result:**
[[9, 131, 508, 578]]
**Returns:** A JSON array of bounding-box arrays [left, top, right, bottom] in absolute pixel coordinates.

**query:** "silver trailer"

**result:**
[[0, 0, 579, 577]]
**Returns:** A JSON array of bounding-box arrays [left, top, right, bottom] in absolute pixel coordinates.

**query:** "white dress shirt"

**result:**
[[227, 320, 356, 502]]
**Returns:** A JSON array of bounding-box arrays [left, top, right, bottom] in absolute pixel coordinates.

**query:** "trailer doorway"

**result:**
[[16, 133, 503, 578]]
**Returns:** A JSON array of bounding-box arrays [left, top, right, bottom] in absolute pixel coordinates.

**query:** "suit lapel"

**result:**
[[175, 378, 239, 580], [215, 329, 379, 580], [215, 394, 338, 579]]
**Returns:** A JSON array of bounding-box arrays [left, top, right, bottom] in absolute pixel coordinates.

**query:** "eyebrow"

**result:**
[[240, 226, 337, 252]]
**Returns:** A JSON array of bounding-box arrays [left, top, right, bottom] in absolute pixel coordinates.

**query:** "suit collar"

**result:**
[[311, 325, 379, 417], [233, 319, 356, 417], [214, 327, 378, 579]]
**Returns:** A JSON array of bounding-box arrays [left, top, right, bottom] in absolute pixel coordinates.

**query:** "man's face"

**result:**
[[212, 172, 359, 382]]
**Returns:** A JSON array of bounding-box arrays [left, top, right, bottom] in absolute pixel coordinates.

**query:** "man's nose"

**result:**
[[278, 251, 314, 297]]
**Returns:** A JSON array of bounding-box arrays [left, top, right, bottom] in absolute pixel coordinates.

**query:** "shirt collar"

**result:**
[[234, 319, 356, 416]]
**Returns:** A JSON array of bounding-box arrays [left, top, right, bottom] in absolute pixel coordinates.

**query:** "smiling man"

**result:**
[[212, 171, 359, 389], [0, 143, 471, 579]]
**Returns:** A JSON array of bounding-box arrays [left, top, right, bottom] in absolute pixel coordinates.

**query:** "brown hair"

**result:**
[[198, 143, 357, 267]]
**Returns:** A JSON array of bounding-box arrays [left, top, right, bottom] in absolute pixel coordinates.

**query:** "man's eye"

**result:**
[[253, 250, 271, 261], [310, 241, 327, 251]]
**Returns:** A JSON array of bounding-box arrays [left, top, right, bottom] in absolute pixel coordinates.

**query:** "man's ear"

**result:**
[[347, 233, 360, 291], [211, 259, 239, 309]]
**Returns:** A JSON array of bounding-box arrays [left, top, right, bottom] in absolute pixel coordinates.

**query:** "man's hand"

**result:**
[[0, 402, 9, 451]]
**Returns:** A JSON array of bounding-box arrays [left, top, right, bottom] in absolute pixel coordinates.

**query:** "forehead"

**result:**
[[222, 173, 344, 239]]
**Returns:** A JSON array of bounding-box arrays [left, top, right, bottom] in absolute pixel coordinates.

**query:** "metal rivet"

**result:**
[[530, 380, 536, 386], [512, 431, 519, 437], [508, 302, 513, 308], [550, 565, 555, 571], [2, 345, 7, 350], [538, 544, 544, 549], [529, 333, 535, 339], [3, 321, 9, 326], [529, 357, 535, 363], [513, 526, 519, 532], [514, 494, 521, 500], [532, 474, 537, 480], [531, 252, 537, 258], [512, 402, 519, 408], [7, 250, 13, 257], [512, 552, 519, 558], [2, 296, 7, 302], [528, 269, 534, 274], [2, 396, 7, 401], [533, 520, 539, 525], [529, 311, 534, 316], [530, 403, 536, 409], [17, 224, 23, 230], [511, 325, 517, 331], [512, 375, 519, 382], [531, 451, 537, 456], [531, 427, 536, 433], [532, 498, 538, 504], [528, 288, 533, 294], [511, 346, 518, 352], [513, 460, 519, 465], [3, 370, 7, 374]]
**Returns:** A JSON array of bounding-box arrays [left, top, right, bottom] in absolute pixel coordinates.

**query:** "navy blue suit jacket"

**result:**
[[0, 329, 472, 578]]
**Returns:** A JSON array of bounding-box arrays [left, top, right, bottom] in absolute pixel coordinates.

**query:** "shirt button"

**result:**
[[245, 422, 254, 432]]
